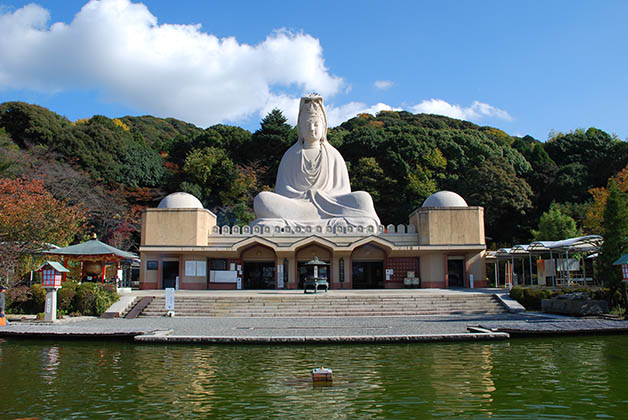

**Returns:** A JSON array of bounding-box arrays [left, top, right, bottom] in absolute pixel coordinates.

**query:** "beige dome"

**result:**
[[157, 192, 203, 209], [422, 191, 468, 208]]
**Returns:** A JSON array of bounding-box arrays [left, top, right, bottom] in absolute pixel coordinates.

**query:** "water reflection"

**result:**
[[1, 337, 628, 419], [39, 345, 60, 385]]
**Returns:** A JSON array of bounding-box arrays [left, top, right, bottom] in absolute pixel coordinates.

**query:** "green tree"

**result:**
[[247, 109, 296, 187], [182, 147, 236, 206], [531, 202, 580, 241], [598, 180, 628, 289]]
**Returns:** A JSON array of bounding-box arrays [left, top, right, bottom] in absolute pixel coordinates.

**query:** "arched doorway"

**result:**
[[241, 245, 276, 289], [296, 244, 332, 289], [351, 244, 385, 289]]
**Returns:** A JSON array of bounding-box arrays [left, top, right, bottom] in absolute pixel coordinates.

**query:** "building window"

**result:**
[[210, 259, 227, 271]]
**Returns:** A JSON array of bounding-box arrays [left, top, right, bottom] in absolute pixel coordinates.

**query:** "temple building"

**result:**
[[139, 95, 487, 290], [139, 190, 487, 290]]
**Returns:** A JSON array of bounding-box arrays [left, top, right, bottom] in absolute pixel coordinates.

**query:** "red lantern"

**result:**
[[36, 261, 69, 289]]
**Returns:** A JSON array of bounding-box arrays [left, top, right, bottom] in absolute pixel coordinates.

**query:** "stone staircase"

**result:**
[[133, 293, 507, 317]]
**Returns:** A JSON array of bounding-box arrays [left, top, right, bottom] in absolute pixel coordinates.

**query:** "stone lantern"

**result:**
[[36, 261, 69, 321]]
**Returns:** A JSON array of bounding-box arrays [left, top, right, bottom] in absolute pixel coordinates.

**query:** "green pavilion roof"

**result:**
[[613, 254, 628, 265], [43, 239, 138, 261]]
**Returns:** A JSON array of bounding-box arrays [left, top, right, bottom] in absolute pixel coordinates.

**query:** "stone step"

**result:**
[[140, 310, 506, 317], [132, 293, 507, 317]]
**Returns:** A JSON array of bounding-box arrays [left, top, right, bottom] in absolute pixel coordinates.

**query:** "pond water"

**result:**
[[1, 335, 628, 419]]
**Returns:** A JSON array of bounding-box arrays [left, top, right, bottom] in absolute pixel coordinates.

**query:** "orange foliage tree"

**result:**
[[0, 177, 87, 285], [584, 165, 628, 234]]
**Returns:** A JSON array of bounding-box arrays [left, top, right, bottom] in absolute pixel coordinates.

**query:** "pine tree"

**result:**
[[248, 109, 296, 187]]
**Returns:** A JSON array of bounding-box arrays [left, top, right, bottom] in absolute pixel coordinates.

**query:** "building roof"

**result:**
[[613, 254, 628, 265], [35, 261, 70, 273], [421, 191, 468, 208], [529, 235, 603, 252], [158, 192, 204, 209], [43, 239, 138, 261]]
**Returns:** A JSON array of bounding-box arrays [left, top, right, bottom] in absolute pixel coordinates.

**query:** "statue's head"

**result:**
[[298, 95, 327, 145]]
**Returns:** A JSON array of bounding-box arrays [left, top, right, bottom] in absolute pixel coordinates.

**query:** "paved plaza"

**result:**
[[1, 289, 627, 343]]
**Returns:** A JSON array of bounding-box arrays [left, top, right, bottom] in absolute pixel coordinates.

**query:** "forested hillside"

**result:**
[[1, 101, 627, 251]]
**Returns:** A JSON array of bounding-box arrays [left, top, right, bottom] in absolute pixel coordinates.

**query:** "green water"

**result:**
[[1, 336, 628, 419]]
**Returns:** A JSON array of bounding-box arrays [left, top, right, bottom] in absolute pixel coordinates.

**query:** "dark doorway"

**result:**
[[352, 262, 384, 289], [243, 262, 275, 289], [447, 259, 465, 288], [162, 261, 179, 289]]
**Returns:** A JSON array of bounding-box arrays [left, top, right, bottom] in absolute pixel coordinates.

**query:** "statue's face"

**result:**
[[299, 105, 324, 144]]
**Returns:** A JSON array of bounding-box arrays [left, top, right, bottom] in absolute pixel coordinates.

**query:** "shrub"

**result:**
[[58, 281, 79, 313], [29, 284, 46, 313], [4, 282, 118, 315], [510, 286, 620, 311], [6, 285, 30, 314], [76, 283, 118, 316]]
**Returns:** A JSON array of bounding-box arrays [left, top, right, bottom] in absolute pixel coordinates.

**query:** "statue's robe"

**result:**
[[252, 142, 380, 229]]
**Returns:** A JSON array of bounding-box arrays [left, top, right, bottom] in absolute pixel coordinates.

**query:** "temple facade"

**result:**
[[138, 191, 487, 290]]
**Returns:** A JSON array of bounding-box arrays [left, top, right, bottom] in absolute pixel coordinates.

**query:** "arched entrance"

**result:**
[[241, 245, 276, 289], [296, 244, 332, 289], [351, 244, 385, 289]]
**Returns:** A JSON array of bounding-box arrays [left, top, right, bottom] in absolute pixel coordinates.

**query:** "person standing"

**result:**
[[0, 286, 6, 325]]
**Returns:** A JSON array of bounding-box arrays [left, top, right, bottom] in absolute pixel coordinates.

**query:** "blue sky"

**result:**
[[1, 0, 627, 140]]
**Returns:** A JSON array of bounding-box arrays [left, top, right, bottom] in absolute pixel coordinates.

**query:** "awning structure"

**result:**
[[42, 238, 138, 283], [529, 235, 603, 253], [488, 235, 604, 288]]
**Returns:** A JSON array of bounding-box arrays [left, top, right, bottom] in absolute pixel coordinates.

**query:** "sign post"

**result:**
[[165, 287, 175, 317]]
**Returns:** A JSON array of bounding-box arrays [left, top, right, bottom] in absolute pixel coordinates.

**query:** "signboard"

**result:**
[[237, 278, 242, 290], [196, 261, 207, 277], [556, 258, 579, 272], [147, 261, 158, 270], [185, 261, 196, 276], [210, 270, 238, 283], [165, 288, 175, 311]]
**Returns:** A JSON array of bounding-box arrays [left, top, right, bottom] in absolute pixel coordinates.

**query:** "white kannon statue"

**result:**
[[251, 95, 381, 229]]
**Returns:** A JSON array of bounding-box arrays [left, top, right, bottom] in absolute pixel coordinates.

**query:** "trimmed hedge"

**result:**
[[5, 282, 118, 316], [510, 286, 623, 311]]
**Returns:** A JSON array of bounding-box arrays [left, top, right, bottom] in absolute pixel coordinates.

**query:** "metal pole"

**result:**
[[550, 250, 555, 289], [529, 253, 533, 287], [566, 250, 570, 287], [494, 262, 498, 288], [511, 255, 514, 286], [582, 253, 587, 285]]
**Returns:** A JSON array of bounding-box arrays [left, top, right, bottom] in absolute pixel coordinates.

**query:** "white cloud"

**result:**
[[0, 1, 513, 129], [374, 80, 394, 90], [410, 99, 512, 122], [0, 0, 343, 126]]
